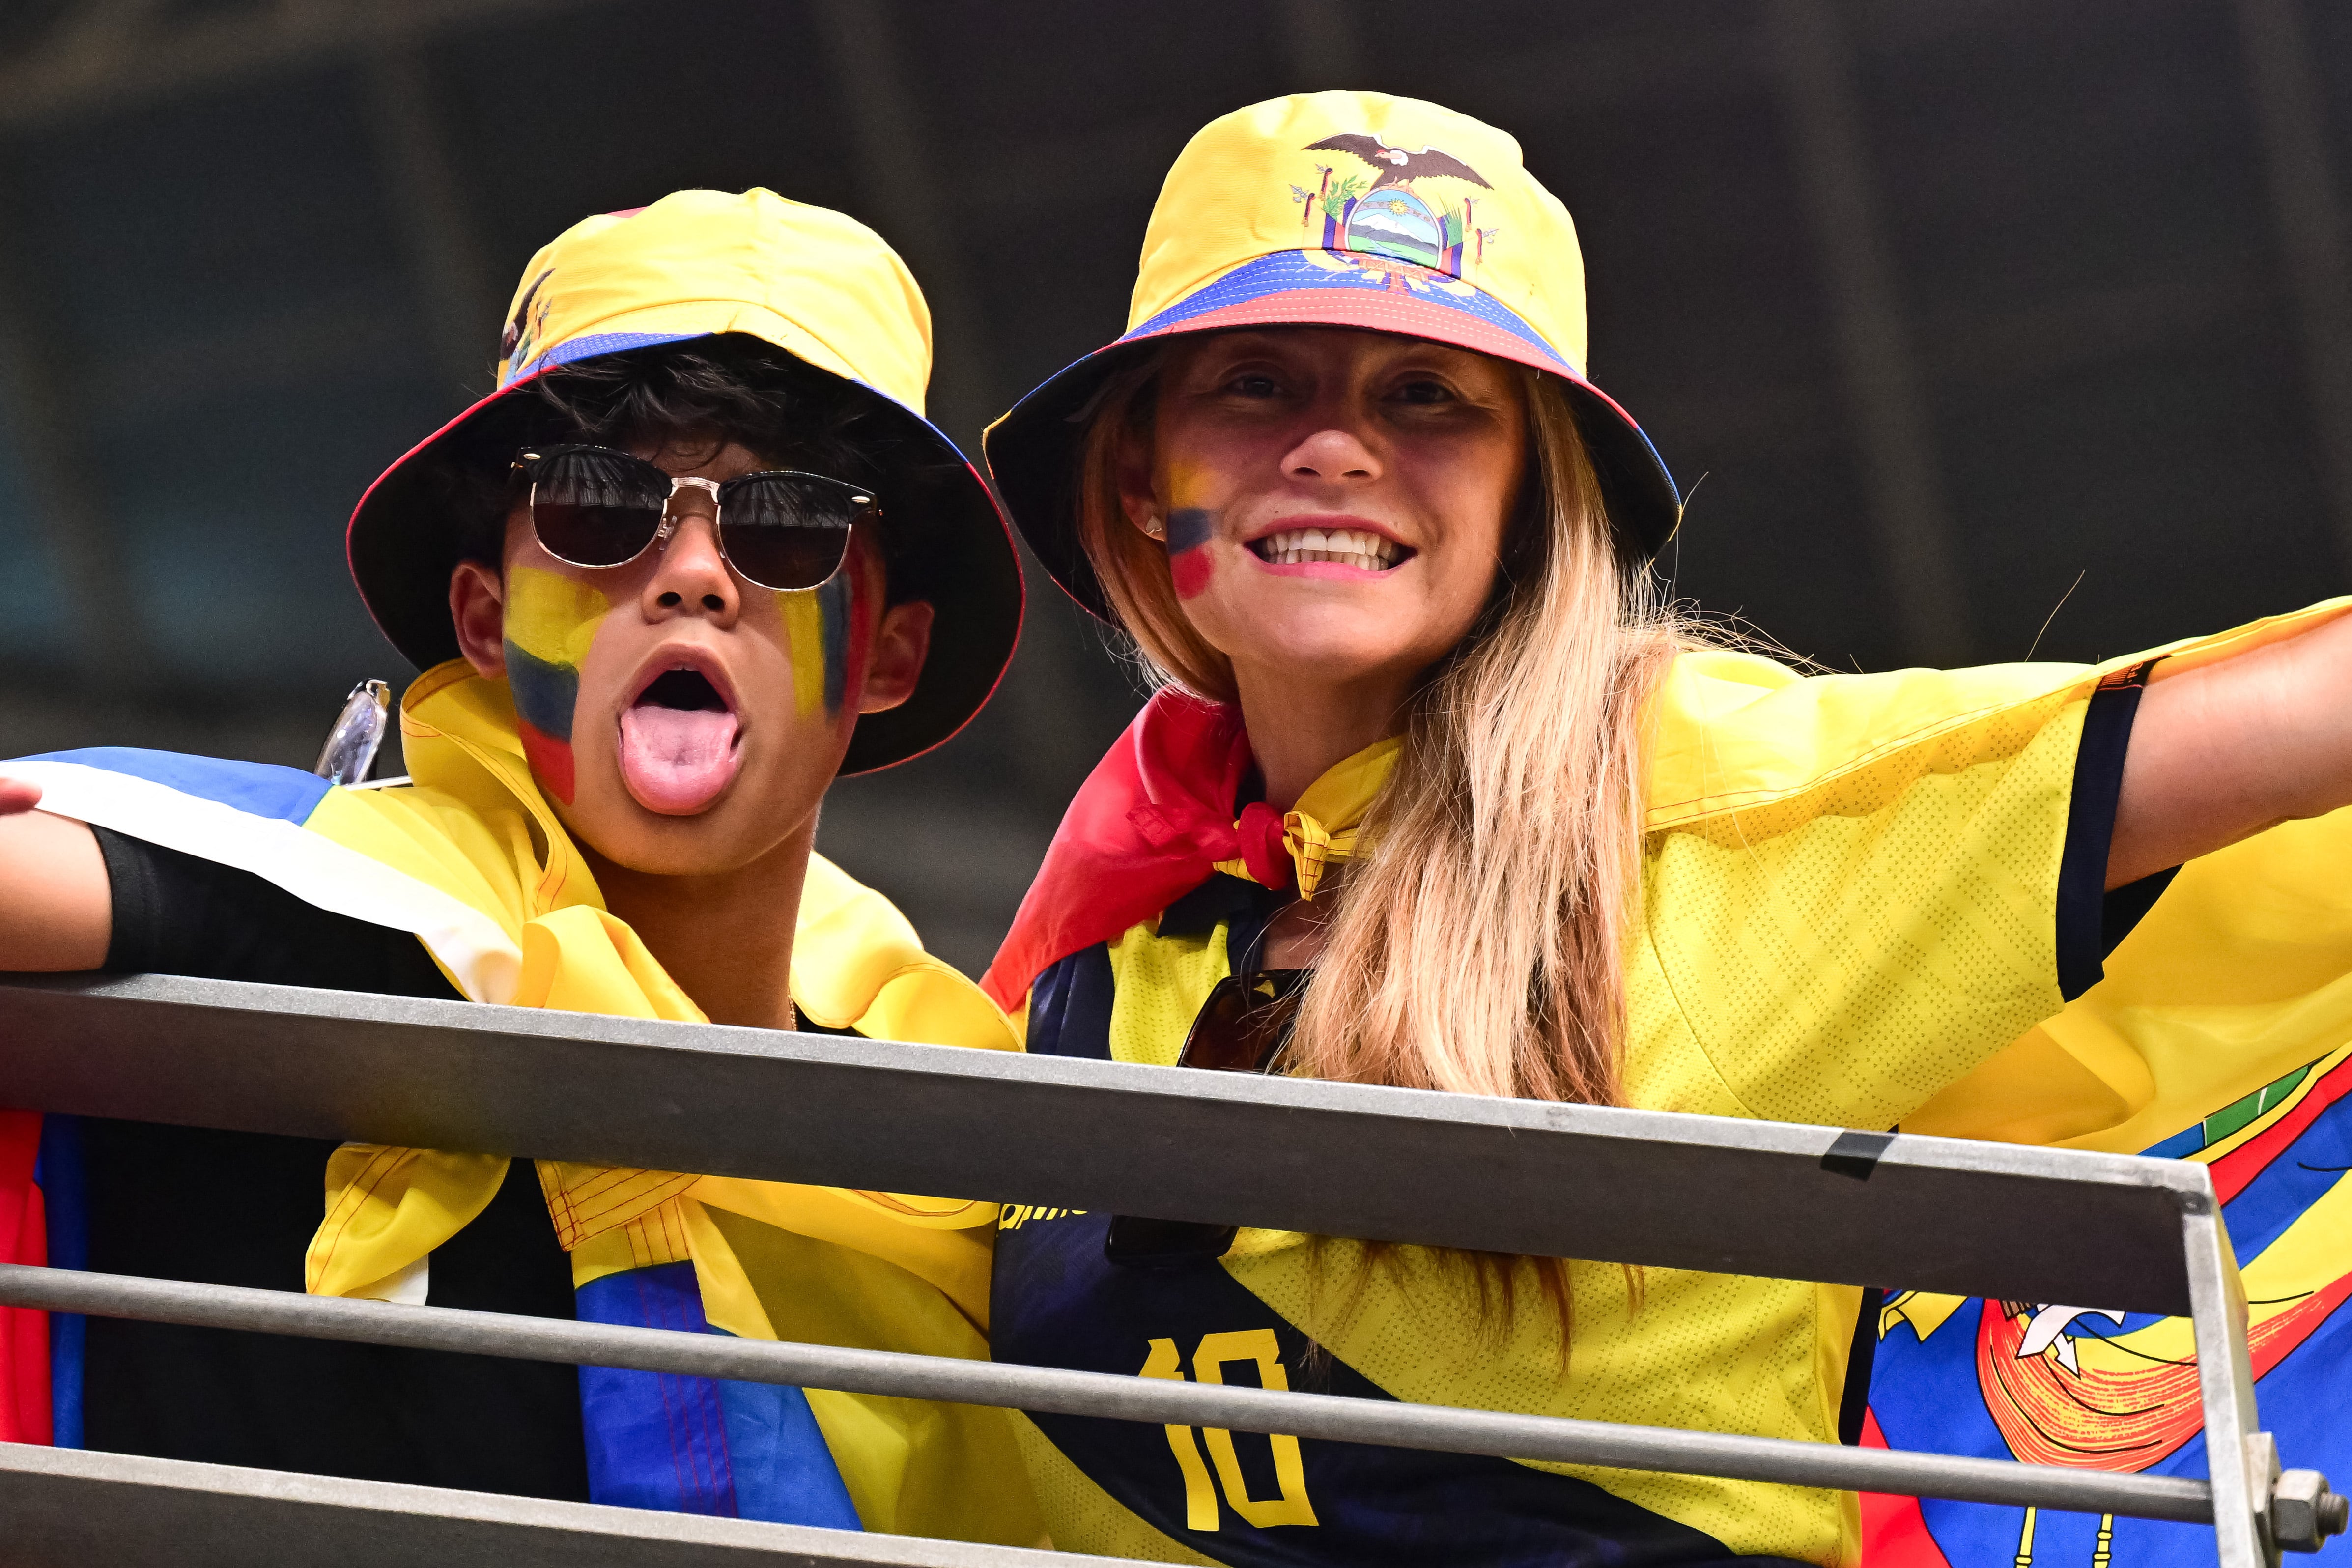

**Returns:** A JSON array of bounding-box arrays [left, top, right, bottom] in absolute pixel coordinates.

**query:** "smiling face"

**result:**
[[449, 436, 933, 878], [1119, 328, 1528, 710]]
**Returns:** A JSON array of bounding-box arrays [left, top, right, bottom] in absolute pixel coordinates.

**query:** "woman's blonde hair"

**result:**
[[1076, 343, 1692, 1353]]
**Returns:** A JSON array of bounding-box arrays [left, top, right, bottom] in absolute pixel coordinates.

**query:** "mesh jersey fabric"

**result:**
[[992, 675, 2111, 1567]]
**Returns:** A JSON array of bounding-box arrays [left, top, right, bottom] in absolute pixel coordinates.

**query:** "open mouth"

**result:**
[[617, 664, 743, 815], [1247, 526, 1411, 571]]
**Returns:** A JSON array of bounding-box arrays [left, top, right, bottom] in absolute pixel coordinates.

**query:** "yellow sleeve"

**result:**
[[1636, 599, 2352, 1133], [1641, 678, 2086, 1130], [1906, 803, 2352, 1152]]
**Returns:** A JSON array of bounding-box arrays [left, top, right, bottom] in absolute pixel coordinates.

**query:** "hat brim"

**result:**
[[346, 332, 1022, 776], [985, 251, 1681, 623]]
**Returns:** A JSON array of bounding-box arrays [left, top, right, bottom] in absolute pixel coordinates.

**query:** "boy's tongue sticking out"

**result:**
[[619, 667, 742, 814]]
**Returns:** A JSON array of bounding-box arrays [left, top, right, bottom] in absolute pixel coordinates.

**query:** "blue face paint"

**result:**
[[818, 569, 853, 716], [779, 563, 861, 721]]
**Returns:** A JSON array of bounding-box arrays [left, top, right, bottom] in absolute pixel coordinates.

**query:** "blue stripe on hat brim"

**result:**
[[507, 330, 926, 428], [505, 330, 706, 388], [1125, 249, 1576, 373]]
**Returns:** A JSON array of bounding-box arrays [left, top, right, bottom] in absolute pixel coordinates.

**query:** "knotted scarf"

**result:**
[[981, 687, 1399, 1011]]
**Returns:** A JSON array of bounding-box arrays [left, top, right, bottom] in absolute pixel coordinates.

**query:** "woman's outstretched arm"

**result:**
[[2113, 609, 2352, 887]]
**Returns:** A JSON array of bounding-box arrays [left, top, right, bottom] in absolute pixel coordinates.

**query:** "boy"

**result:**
[[0, 189, 1036, 1543]]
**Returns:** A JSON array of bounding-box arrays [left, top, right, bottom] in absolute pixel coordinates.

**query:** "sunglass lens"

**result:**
[[1184, 984, 1266, 1074], [532, 450, 669, 567], [1180, 972, 1302, 1074], [720, 474, 862, 590]]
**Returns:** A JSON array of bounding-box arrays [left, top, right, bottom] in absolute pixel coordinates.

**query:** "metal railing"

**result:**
[[0, 1442, 1117, 1568], [0, 971, 2342, 1567]]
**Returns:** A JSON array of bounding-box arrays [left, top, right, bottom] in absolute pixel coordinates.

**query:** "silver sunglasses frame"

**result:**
[[511, 445, 875, 590]]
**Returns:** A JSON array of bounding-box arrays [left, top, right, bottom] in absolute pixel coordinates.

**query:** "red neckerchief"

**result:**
[[982, 688, 1298, 1010]]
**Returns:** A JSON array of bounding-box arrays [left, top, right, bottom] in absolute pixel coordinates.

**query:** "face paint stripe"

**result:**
[[505, 566, 609, 667], [516, 719, 576, 806], [1166, 507, 1216, 599], [1165, 508, 1215, 553], [842, 555, 874, 722], [504, 643, 580, 741], [817, 570, 853, 717], [781, 586, 827, 719]]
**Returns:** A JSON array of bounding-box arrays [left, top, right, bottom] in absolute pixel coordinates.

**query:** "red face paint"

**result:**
[[516, 723, 577, 805], [1166, 507, 1215, 599], [842, 548, 874, 713]]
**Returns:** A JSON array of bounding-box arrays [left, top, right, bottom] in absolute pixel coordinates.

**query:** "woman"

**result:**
[[977, 93, 2352, 1566]]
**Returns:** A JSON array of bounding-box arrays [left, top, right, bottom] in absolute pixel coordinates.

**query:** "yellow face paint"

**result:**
[[1164, 456, 1213, 508], [505, 566, 609, 670], [778, 587, 828, 719]]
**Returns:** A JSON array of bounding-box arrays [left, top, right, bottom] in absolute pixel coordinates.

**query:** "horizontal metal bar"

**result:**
[[0, 1264, 2215, 1525], [0, 1442, 1107, 1568], [0, 972, 2210, 1312]]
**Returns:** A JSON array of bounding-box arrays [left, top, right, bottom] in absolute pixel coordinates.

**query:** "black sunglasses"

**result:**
[[512, 444, 876, 592], [1103, 968, 1307, 1270]]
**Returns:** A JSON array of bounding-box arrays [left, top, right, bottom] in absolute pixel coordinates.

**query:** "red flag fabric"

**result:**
[[0, 1108, 51, 1445], [982, 689, 1264, 1011]]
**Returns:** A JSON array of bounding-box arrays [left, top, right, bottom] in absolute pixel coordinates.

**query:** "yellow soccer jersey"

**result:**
[[990, 601, 2352, 1568]]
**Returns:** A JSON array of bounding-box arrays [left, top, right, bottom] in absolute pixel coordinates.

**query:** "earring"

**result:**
[[1141, 513, 1166, 540]]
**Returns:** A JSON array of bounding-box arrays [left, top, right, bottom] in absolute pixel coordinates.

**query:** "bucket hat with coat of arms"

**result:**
[[347, 187, 1023, 775], [984, 91, 1683, 619]]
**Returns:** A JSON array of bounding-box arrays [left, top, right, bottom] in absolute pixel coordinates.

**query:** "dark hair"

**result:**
[[439, 335, 948, 604]]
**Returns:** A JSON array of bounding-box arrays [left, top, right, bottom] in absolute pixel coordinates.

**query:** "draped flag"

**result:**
[[0, 661, 1037, 1544], [1864, 1051, 2352, 1567]]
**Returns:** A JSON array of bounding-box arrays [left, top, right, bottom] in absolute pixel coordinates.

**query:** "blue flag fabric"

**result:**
[[1863, 1053, 2352, 1567], [574, 1262, 862, 1527]]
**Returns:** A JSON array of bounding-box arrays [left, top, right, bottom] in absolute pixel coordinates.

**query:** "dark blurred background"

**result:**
[[0, 0, 2346, 973]]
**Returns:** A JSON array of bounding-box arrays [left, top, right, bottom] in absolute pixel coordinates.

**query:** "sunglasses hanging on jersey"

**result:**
[[512, 444, 874, 591], [1103, 967, 1308, 1270]]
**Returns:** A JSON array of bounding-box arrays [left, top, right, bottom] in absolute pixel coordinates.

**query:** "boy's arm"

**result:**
[[0, 779, 112, 970]]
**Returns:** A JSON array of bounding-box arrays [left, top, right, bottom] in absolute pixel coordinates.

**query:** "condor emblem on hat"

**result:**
[[1298, 132, 1496, 278]]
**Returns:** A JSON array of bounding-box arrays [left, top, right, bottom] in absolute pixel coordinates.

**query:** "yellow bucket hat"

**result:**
[[985, 92, 1682, 618], [347, 188, 1023, 774]]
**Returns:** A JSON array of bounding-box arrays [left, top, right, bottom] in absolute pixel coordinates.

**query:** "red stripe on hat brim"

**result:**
[[1119, 285, 1667, 473], [343, 368, 553, 645], [1118, 286, 1677, 538]]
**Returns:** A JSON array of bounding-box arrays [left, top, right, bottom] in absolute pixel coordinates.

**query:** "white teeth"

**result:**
[[1257, 527, 1404, 569]]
